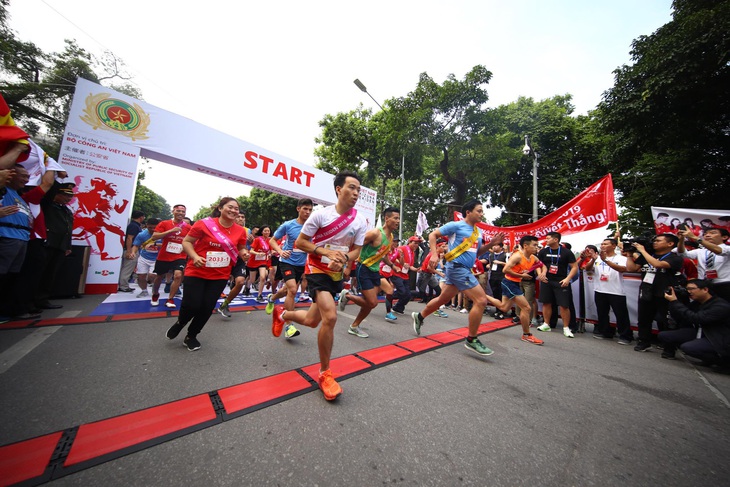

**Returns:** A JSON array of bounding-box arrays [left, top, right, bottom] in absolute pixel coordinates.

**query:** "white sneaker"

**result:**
[[136, 290, 149, 298], [459, 308, 468, 314], [537, 324, 551, 332], [563, 327, 575, 338], [347, 326, 369, 338], [338, 289, 349, 312]]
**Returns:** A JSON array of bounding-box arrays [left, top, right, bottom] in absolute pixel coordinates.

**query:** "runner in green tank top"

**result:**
[[338, 207, 400, 338]]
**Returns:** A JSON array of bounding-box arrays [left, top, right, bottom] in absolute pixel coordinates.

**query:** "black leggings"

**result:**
[[178, 276, 227, 337]]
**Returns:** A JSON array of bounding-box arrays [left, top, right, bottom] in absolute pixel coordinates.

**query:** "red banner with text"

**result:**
[[463, 174, 617, 247]]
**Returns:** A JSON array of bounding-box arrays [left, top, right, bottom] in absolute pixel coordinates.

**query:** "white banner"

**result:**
[[58, 128, 140, 291], [67, 78, 364, 206], [62, 79, 377, 292], [651, 206, 730, 237]]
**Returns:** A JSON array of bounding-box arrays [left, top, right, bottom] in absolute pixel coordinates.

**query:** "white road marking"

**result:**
[[0, 326, 62, 375]]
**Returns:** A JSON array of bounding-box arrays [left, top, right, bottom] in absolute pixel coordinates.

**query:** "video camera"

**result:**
[[623, 233, 654, 253]]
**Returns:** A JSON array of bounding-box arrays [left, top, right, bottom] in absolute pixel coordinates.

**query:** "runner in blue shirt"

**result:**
[[265, 198, 313, 339], [411, 199, 504, 356]]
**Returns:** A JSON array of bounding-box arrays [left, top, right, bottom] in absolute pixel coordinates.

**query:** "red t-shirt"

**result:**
[[184, 219, 247, 280], [420, 251, 444, 274], [155, 219, 191, 262], [471, 259, 485, 276], [380, 248, 399, 278], [246, 236, 271, 268], [393, 245, 415, 279]]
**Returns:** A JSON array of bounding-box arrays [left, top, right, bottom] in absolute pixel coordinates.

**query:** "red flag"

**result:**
[[0, 93, 30, 162], [472, 175, 617, 241]]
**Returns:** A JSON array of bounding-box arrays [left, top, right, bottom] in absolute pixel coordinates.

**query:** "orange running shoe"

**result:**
[[521, 333, 544, 345], [272, 305, 285, 337], [317, 369, 342, 401]]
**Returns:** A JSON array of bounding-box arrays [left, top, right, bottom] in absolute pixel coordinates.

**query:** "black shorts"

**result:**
[[305, 273, 343, 303], [231, 258, 246, 279], [278, 262, 304, 283], [154, 259, 186, 275], [270, 255, 279, 266], [246, 265, 267, 274], [355, 263, 382, 291], [539, 280, 572, 307]]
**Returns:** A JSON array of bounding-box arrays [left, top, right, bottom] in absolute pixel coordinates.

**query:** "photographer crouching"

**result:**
[[660, 279, 730, 366]]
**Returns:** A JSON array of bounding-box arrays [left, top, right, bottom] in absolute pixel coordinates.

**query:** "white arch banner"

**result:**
[[60, 78, 376, 293]]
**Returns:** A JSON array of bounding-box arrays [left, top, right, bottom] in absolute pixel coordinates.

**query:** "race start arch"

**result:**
[[60, 78, 377, 294]]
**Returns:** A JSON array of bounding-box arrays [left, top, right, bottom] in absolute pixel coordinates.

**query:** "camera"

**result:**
[[624, 235, 653, 253], [677, 223, 689, 231], [665, 285, 690, 303]]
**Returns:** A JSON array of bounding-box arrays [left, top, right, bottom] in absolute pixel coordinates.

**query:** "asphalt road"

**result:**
[[1, 294, 729, 486]]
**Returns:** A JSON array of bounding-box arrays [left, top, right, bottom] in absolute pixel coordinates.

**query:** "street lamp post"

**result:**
[[353, 78, 405, 240], [522, 135, 539, 222]]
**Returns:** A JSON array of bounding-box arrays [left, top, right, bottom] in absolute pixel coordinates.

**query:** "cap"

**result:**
[[58, 182, 75, 195], [437, 237, 448, 244], [408, 236, 422, 243]]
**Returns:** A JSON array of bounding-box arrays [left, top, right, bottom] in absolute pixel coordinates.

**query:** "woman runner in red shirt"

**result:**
[[165, 197, 248, 351]]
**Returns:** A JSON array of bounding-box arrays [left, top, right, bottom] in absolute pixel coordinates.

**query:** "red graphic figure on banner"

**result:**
[[72, 176, 129, 260]]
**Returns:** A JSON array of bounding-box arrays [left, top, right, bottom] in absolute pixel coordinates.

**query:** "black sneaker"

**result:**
[[166, 321, 184, 340], [661, 350, 676, 360], [184, 335, 201, 351], [634, 342, 651, 352]]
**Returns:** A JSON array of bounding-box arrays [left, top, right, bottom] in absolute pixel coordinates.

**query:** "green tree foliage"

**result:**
[[388, 66, 493, 206], [132, 169, 171, 220], [193, 189, 301, 228], [597, 0, 730, 231], [0, 1, 138, 157], [483, 96, 610, 226], [314, 72, 607, 231]]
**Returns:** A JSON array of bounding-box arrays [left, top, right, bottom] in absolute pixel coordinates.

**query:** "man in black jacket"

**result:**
[[659, 279, 730, 364], [34, 182, 75, 309]]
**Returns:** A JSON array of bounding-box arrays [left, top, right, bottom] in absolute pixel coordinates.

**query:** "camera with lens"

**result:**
[[665, 285, 690, 304], [623, 233, 654, 253]]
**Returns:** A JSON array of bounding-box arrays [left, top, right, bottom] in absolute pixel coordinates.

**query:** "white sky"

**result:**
[[6, 0, 673, 219]]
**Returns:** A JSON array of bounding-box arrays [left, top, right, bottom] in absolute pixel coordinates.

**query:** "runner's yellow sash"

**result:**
[[360, 242, 391, 268], [443, 225, 479, 262]]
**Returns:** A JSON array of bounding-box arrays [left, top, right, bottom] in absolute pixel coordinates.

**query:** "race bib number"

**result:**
[[643, 272, 655, 284], [381, 265, 392, 273], [255, 252, 267, 261], [321, 244, 349, 264], [549, 265, 558, 274], [206, 251, 230, 268], [166, 242, 183, 254], [491, 263, 498, 271]]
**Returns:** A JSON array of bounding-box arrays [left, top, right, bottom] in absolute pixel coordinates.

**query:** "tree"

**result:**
[[481, 96, 610, 226], [597, 0, 730, 232], [388, 65, 493, 207], [193, 189, 301, 228], [132, 169, 171, 220], [1, 2, 138, 157]]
